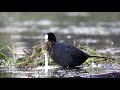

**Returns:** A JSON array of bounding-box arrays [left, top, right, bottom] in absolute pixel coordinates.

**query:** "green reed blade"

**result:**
[[0, 43, 12, 51], [0, 52, 10, 61], [7, 45, 15, 54]]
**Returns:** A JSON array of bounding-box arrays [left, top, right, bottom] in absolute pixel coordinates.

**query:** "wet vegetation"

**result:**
[[0, 41, 118, 69]]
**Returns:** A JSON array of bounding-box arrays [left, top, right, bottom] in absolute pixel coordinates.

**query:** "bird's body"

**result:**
[[50, 42, 89, 67], [45, 32, 107, 68]]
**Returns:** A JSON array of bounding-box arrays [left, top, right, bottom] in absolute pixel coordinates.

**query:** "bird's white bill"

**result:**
[[45, 35, 48, 42]]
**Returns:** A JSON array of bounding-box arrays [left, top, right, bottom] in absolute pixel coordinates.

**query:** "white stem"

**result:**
[[45, 52, 48, 76], [44, 34, 49, 75], [45, 52, 48, 68]]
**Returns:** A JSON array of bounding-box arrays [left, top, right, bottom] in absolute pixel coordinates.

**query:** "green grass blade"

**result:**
[[12, 42, 16, 66], [7, 45, 15, 54], [0, 43, 12, 51], [0, 52, 11, 61]]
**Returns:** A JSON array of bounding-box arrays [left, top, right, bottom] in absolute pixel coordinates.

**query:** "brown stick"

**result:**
[[89, 55, 116, 60], [23, 50, 30, 55]]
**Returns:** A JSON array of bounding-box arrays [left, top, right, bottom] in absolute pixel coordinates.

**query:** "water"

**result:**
[[0, 12, 120, 78]]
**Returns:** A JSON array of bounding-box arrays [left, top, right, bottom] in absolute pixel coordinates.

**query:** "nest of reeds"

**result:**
[[0, 40, 118, 69]]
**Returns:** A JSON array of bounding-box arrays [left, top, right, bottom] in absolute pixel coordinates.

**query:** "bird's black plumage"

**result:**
[[50, 42, 89, 67], [45, 32, 104, 68]]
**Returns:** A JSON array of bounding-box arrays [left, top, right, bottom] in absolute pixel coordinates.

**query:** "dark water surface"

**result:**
[[0, 12, 120, 78]]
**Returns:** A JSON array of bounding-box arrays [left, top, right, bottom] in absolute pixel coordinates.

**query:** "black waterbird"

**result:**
[[45, 32, 108, 68]]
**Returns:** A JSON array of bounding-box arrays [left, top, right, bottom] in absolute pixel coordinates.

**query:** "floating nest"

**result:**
[[0, 40, 118, 69], [16, 40, 117, 68], [16, 41, 59, 68]]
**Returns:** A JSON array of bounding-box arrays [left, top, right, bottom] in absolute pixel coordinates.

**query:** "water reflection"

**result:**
[[1, 66, 120, 78], [0, 66, 88, 78]]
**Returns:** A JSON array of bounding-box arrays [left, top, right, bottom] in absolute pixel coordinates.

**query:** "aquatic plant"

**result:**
[[0, 41, 118, 69]]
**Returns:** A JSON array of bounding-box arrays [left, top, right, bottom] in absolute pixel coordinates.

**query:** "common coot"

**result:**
[[45, 32, 104, 68]]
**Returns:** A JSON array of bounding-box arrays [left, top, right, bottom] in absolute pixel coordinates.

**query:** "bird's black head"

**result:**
[[47, 32, 57, 42]]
